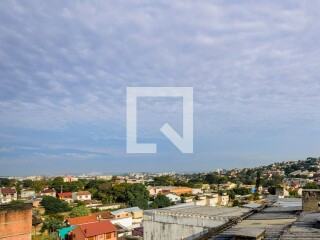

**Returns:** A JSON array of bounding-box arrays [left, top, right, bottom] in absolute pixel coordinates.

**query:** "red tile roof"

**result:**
[[77, 220, 117, 237], [67, 215, 98, 226], [0, 187, 16, 194], [57, 192, 72, 198]]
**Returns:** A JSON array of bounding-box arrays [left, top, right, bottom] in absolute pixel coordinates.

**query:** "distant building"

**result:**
[[63, 175, 78, 182], [57, 192, 73, 203], [20, 190, 35, 199], [38, 188, 56, 198], [72, 191, 91, 201], [191, 188, 203, 195], [0, 187, 17, 204], [161, 186, 193, 196], [165, 193, 181, 203], [283, 178, 308, 188], [70, 220, 117, 240], [276, 187, 290, 198], [0, 204, 32, 240], [148, 186, 163, 196], [218, 193, 229, 206]]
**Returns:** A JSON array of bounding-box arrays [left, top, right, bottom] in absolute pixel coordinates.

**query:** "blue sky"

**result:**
[[1, 1, 320, 176]]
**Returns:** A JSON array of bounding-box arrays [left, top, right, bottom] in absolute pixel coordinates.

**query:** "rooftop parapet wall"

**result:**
[[302, 189, 320, 212]]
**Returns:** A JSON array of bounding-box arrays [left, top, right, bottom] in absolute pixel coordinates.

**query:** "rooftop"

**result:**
[[67, 215, 98, 226], [76, 220, 117, 237], [145, 205, 250, 221], [212, 206, 301, 239], [0, 204, 32, 213]]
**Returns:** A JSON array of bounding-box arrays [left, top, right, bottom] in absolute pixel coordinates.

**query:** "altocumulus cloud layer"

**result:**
[[1, 1, 320, 175]]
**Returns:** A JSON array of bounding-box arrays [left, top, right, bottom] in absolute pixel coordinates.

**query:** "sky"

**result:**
[[1, 1, 320, 176]]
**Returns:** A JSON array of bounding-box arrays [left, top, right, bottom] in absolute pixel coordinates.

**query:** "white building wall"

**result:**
[[111, 217, 133, 229], [143, 211, 228, 240]]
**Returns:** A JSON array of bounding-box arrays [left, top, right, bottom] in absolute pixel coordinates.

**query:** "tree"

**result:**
[[234, 187, 251, 195], [9, 200, 25, 205], [50, 177, 64, 192], [232, 199, 242, 207], [127, 184, 149, 209], [150, 194, 171, 209], [41, 214, 64, 233], [289, 190, 299, 198], [304, 182, 320, 189], [41, 196, 70, 214], [70, 205, 90, 217], [22, 179, 33, 188], [0, 178, 11, 187]]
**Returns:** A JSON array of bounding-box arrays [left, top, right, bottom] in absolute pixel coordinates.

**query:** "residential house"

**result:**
[[66, 215, 98, 226], [147, 186, 162, 196], [165, 193, 181, 203], [111, 207, 143, 228], [161, 186, 192, 196], [57, 192, 72, 199], [111, 207, 143, 220], [72, 191, 92, 201], [20, 189, 36, 199], [57, 192, 73, 203], [38, 188, 56, 198], [191, 188, 203, 195], [201, 184, 210, 191], [0, 187, 17, 204], [70, 220, 117, 240], [276, 187, 290, 198], [217, 193, 229, 206]]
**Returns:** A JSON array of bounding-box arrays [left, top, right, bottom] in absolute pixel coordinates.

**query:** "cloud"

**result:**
[[0, 1, 320, 174]]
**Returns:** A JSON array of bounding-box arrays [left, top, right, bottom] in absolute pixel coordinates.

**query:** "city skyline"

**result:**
[[1, 1, 320, 175]]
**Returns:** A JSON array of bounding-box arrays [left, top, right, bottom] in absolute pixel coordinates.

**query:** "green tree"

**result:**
[[50, 177, 64, 192], [234, 187, 251, 195], [289, 190, 299, 198], [22, 179, 33, 188], [232, 199, 242, 207], [9, 200, 25, 205], [41, 196, 70, 214], [41, 214, 64, 233], [304, 182, 320, 189], [0, 178, 11, 186], [127, 184, 149, 209], [70, 205, 90, 217], [150, 194, 171, 209]]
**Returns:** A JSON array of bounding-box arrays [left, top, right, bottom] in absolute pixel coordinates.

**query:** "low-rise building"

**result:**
[[72, 191, 91, 201], [148, 186, 162, 196], [0, 204, 32, 240], [143, 205, 250, 240], [218, 193, 229, 206], [0, 187, 17, 204], [192, 188, 203, 195], [66, 215, 98, 226], [38, 188, 56, 198], [63, 175, 78, 182], [165, 193, 181, 203], [20, 190, 35, 199], [70, 220, 117, 240]]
